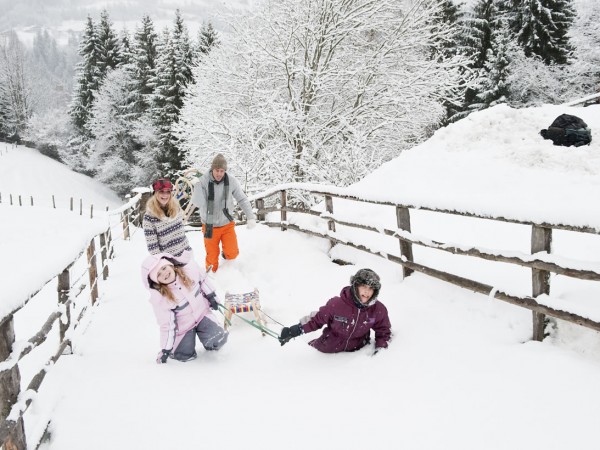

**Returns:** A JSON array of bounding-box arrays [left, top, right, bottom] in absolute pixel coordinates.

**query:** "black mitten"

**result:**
[[279, 323, 303, 346], [156, 349, 170, 364], [205, 292, 219, 310]]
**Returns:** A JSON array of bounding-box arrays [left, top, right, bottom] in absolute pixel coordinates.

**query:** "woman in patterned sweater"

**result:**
[[143, 178, 193, 263]]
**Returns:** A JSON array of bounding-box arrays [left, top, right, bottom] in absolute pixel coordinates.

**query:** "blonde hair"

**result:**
[[146, 193, 181, 220], [157, 266, 194, 302]]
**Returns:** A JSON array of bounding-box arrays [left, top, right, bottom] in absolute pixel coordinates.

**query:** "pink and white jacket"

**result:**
[[141, 253, 219, 352]]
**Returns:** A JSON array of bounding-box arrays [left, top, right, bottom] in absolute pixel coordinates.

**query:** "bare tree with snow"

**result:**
[[176, 0, 469, 193]]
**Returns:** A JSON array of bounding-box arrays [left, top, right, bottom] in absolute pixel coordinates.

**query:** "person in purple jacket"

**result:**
[[279, 268, 392, 354]]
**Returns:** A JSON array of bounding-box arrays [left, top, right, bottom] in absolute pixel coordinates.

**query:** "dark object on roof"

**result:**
[[540, 114, 592, 147]]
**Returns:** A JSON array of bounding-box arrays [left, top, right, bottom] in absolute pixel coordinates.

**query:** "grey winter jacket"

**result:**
[[191, 172, 255, 227]]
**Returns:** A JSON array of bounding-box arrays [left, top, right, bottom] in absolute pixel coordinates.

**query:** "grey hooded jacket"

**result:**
[[191, 171, 255, 227]]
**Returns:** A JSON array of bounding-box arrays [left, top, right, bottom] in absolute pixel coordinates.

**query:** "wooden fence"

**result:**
[[0, 193, 143, 450], [0, 192, 108, 219], [252, 185, 600, 341]]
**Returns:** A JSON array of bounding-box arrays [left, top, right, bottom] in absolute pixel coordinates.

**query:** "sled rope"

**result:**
[[216, 303, 280, 339]]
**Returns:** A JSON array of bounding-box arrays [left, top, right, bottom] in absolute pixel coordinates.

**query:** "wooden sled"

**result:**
[[223, 288, 266, 336]]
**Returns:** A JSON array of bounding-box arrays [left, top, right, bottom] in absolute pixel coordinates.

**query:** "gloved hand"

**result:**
[[247, 219, 257, 229], [372, 347, 386, 357], [156, 349, 171, 364], [279, 323, 303, 346], [206, 292, 219, 310]]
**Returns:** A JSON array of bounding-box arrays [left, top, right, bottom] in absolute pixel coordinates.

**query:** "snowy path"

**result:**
[[39, 224, 600, 450]]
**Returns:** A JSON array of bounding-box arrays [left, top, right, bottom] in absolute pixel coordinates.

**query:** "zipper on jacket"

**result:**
[[343, 308, 362, 351]]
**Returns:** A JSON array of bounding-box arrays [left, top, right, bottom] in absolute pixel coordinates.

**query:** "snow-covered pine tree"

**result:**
[[119, 29, 133, 67], [502, 0, 575, 65], [69, 15, 101, 134], [471, 21, 513, 110], [130, 14, 158, 116], [196, 21, 220, 61], [172, 9, 195, 91], [429, 0, 464, 61], [427, 0, 473, 122], [96, 10, 122, 75], [458, 0, 501, 115], [0, 30, 31, 135], [150, 28, 181, 176], [29, 29, 71, 114], [150, 10, 195, 177], [85, 66, 143, 194], [0, 91, 11, 140]]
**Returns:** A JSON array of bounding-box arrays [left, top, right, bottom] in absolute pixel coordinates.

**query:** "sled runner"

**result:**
[[223, 288, 266, 335]]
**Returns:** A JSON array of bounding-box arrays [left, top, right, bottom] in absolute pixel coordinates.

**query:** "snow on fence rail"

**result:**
[[252, 185, 600, 341], [0, 194, 143, 450]]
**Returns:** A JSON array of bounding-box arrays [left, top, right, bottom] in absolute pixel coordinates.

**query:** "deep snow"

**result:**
[[1, 102, 600, 449]]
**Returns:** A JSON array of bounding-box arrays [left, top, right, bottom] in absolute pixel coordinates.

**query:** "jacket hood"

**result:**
[[141, 252, 178, 290]]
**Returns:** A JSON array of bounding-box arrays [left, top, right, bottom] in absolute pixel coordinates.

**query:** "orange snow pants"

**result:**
[[202, 221, 239, 272]]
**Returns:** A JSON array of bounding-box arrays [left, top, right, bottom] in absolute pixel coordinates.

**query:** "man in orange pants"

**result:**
[[191, 154, 256, 272]]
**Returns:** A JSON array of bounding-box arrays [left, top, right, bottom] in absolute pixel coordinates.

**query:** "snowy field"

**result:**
[[1, 101, 600, 449]]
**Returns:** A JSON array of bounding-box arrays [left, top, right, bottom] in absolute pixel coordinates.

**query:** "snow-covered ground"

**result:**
[[1, 102, 600, 449]]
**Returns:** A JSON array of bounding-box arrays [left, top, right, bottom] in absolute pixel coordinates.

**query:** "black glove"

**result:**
[[372, 347, 386, 357], [156, 349, 171, 364], [279, 323, 303, 346], [206, 292, 219, 310]]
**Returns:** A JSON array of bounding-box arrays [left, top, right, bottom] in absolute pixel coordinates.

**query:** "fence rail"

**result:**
[[253, 186, 600, 341], [0, 194, 142, 450]]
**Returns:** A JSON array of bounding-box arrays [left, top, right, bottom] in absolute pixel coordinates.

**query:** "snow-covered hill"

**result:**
[[2, 103, 600, 450], [0, 145, 123, 316], [351, 103, 600, 229], [0, 144, 122, 209]]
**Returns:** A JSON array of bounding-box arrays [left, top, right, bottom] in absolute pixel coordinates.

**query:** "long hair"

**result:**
[[157, 266, 194, 302], [146, 193, 181, 220]]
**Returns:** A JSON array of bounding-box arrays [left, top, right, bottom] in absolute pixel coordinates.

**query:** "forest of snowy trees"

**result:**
[[0, 0, 599, 195]]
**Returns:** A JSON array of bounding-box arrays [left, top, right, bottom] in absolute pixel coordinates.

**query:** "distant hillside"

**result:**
[[0, 144, 123, 210]]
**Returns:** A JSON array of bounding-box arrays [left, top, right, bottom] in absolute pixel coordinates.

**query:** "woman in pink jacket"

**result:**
[[141, 253, 228, 363]]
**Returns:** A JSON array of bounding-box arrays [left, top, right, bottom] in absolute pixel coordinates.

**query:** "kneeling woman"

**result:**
[[141, 253, 228, 363]]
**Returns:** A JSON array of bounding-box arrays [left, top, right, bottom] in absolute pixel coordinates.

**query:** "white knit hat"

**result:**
[[149, 258, 174, 283]]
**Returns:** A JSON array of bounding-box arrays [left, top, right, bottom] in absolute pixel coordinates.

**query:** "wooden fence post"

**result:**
[[531, 225, 552, 341], [18, 195, 22, 206], [99, 232, 109, 280], [256, 198, 265, 221], [122, 210, 130, 240], [325, 195, 336, 233], [396, 206, 414, 277], [87, 239, 99, 305], [57, 268, 72, 354], [0, 315, 27, 450], [324, 194, 336, 250], [70, 197, 73, 212], [106, 226, 114, 260], [136, 192, 152, 227], [280, 190, 287, 231]]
